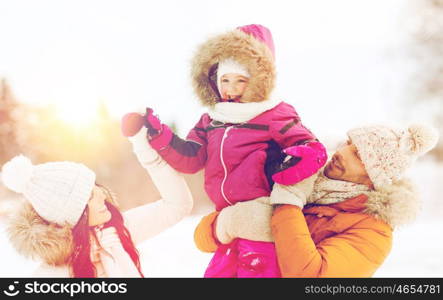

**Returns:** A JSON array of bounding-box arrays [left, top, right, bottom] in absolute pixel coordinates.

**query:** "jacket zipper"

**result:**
[[220, 126, 234, 206]]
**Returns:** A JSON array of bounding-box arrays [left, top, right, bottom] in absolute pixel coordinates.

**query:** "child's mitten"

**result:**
[[272, 141, 327, 185]]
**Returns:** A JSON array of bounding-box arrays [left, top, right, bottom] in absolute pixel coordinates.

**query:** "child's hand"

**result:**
[[143, 108, 162, 138], [272, 141, 327, 185]]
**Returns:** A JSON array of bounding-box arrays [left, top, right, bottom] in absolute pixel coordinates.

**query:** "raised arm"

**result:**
[[146, 109, 209, 173], [123, 127, 194, 245], [122, 108, 209, 174]]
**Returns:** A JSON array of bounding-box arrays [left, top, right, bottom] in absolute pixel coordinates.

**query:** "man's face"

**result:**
[[324, 140, 373, 187]]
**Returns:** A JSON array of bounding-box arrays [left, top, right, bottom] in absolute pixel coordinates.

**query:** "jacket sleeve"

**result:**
[[193, 211, 220, 253], [123, 156, 193, 245], [269, 103, 319, 149], [271, 205, 393, 277], [148, 114, 209, 174]]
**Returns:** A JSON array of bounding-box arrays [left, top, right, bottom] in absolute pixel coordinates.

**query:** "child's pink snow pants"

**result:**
[[204, 239, 281, 278]]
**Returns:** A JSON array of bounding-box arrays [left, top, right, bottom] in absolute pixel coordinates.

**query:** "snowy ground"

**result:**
[[130, 217, 443, 278], [0, 215, 212, 278], [1, 160, 442, 277], [1, 215, 442, 278], [374, 221, 443, 277]]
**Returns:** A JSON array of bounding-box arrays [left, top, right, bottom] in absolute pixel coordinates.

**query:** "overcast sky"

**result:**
[[0, 0, 417, 142]]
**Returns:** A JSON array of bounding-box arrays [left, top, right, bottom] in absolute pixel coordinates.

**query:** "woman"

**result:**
[[1, 126, 193, 277]]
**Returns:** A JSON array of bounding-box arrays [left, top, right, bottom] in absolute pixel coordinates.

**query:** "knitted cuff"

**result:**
[[128, 128, 160, 166], [215, 208, 234, 245], [270, 183, 305, 208]]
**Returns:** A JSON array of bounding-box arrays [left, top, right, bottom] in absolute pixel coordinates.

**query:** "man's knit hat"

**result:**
[[1, 155, 96, 226], [347, 124, 439, 189]]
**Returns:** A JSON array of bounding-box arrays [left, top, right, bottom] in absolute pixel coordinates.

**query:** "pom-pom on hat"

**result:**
[[1, 155, 96, 226], [347, 123, 439, 189]]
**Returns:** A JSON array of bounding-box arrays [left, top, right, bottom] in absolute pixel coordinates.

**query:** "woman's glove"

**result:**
[[121, 112, 144, 137], [272, 141, 327, 185], [122, 107, 173, 152], [215, 197, 274, 244], [121, 108, 163, 138]]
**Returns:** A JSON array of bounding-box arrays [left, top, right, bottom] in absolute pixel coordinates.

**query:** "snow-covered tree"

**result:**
[[0, 78, 22, 165], [405, 0, 443, 160]]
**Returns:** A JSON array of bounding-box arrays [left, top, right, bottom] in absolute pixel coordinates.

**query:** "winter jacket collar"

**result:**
[[304, 194, 368, 217], [305, 177, 420, 229], [207, 99, 281, 124], [7, 201, 73, 266], [364, 177, 420, 229]]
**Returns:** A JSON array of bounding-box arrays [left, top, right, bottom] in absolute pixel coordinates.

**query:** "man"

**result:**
[[194, 123, 438, 277]]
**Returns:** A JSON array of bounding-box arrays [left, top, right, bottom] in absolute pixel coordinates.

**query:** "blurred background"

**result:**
[[0, 0, 442, 277]]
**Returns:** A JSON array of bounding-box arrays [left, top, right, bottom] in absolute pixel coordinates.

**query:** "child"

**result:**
[[1, 128, 193, 277], [122, 24, 327, 277]]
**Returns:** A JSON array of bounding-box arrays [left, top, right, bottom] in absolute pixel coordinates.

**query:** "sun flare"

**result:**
[[55, 99, 100, 128]]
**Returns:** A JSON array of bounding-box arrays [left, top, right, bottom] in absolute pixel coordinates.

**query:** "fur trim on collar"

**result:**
[[191, 28, 275, 107], [208, 99, 281, 123], [364, 178, 420, 229], [7, 201, 73, 266], [306, 168, 421, 229]]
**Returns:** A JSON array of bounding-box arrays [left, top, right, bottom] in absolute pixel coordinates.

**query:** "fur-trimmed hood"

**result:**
[[191, 25, 276, 107], [7, 201, 73, 267], [364, 177, 420, 229]]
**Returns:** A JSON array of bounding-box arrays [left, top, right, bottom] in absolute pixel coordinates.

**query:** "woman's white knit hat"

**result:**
[[1, 155, 96, 226], [347, 124, 439, 189], [217, 58, 250, 89]]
